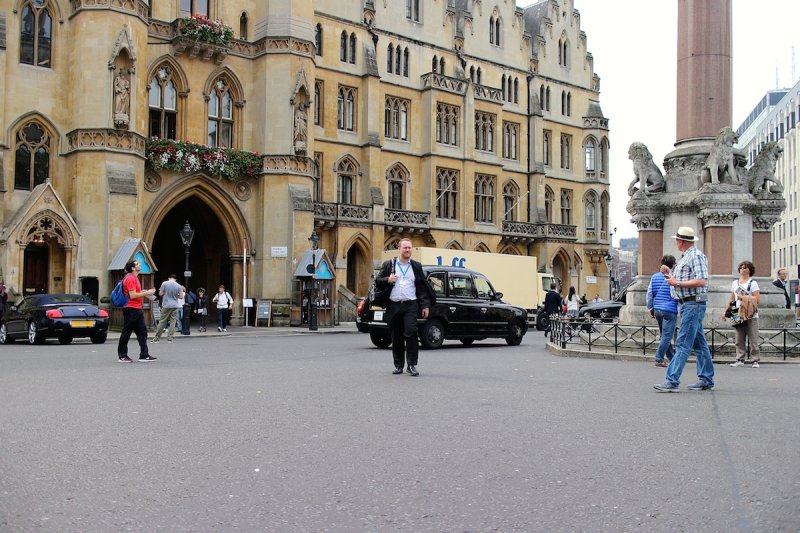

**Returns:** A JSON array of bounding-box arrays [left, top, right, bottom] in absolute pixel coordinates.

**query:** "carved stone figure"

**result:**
[[113, 70, 130, 128], [627, 142, 665, 196], [702, 126, 739, 185], [747, 141, 784, 194], [293, 104, 308, 153]]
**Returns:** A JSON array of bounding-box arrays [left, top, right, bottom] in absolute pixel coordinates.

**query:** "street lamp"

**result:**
[[307, 231, 320, 331], [604, 252, 613, 300], [179, 221, 194, 335]]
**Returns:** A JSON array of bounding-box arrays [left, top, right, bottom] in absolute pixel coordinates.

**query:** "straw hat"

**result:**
[[671, 226, 698, 242]]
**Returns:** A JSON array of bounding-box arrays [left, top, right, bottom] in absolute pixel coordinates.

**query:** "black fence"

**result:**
[[547, 315, 800, 360]]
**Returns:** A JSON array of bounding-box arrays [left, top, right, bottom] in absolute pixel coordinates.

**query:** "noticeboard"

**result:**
[[256, 300, 272, 327]]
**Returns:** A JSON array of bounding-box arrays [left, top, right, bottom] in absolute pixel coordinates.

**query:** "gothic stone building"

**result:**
[[0, 0, 610, 325]]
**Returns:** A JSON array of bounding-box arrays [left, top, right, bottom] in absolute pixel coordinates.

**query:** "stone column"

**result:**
[[676, 0, 732, 142]]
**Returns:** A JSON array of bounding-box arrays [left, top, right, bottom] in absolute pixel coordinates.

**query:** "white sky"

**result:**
[[523, 0, 800, 243]]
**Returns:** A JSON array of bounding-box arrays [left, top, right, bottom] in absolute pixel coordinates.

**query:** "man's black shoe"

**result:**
[[392, 367, 403, 374], [407, 365, 419, 376]]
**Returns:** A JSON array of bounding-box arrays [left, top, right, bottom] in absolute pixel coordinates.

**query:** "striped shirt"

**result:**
[[670, 245, 709, 300]]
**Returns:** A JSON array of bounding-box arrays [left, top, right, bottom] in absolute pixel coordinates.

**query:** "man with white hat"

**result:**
[[653, 226, 715, 392]]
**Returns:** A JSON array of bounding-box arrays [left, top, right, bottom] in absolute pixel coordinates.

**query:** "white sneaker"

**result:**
[[729, 361, 745, 367], [752, 361, 760, 368], [223, 328, 227, 332], [217, 327, 222, 332]]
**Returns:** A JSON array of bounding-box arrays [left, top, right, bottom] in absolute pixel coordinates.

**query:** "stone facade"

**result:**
[[0, 0, 611, 322]]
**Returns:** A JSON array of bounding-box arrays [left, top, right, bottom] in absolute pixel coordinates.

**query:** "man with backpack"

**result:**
[[117, 260, 157, 363]]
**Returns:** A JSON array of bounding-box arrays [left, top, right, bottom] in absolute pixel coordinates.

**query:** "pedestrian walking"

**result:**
[[213, 285, 233, 332], [543, 283, 562, 335], [563, 286, 579, 318], [375, 238, 434, 376], [152, 274, 184, 343], [195, 288, 208, 332], [772, 268, 791, 309], [724, 260, 761, 368], [116, 260, 157, 363], [647, 255, 678, 367], [653, 227, 714, 392]]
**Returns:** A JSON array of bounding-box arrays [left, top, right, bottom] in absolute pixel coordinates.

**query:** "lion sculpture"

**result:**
[[702, 126, 740, 185], [747, 142, 784, 194], [627, 142, 665, 196]]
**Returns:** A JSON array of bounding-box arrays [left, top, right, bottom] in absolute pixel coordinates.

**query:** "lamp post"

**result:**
[[606, 226, 617, 299], [307, 231, 319, 331], [179, 221, 194, 335]]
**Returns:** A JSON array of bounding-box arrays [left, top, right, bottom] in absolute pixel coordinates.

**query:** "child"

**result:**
[[195, 288, 208, 332]]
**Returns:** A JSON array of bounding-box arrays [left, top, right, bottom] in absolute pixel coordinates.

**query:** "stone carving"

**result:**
[[113, 70, 130, 128], [144, 171, 162, 192], [627, 142, 665, 196], [746, 142, 784, 194], [699, 210, 738, 226], [233, 180, 252, 201], [702, 126, 740, 185], [293, 104, 308, 154]]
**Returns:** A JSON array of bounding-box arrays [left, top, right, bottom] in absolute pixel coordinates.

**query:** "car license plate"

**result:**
[[71, 320, 95, 328], [374, 311, 384, 321]]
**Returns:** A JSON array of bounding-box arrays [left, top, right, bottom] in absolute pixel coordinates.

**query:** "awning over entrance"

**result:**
[[293, 249, 333, 279]]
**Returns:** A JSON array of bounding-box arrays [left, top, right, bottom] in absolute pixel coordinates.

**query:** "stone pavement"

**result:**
[[105, 321, 360, 340]]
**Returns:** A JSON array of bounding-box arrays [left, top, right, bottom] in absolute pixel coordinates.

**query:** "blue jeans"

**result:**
[[665, 301, 714, 386], [654, 309, 677, 362]]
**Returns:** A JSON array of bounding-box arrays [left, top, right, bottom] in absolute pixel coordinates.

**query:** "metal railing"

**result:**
[[546, 315, 800, 360]]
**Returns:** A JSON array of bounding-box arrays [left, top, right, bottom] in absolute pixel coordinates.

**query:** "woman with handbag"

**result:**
[[723, 260, 761, 368]]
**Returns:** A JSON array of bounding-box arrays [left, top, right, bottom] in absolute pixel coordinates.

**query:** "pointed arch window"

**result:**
[[432, 55, 438, 73], [315, 24, 323, 56], [19, 1, 53, 67], [501, 74, 506, 100], [544, 187, 554, 223], [474, 174, 495, 223], [545, 86, 551, 111], [349, 33, 357, 64], [489, 17, 495, 44], [474, 112, 495, 152], [561, 91, 567, 115], [385, 96, 409, 141], [403, 48, 410, 77], [585, 138, 596, 174], [470, 66, 475, 82], [476, 67, 481, 84], [239, 12, 248, 40], [513, 78, 519, 103], [436, 167, 458, 220], [440, 57, 446, 75], [539, 85, 545, 110], [543, 130, 551, 166], [337, 158, 357, 204], [314, 81, 323, 126], [14, 121, 51, 190], [208, 78, 234, 148], [387, 43, 394, 73], [502, 121, 518, 160], [436, 102, 459, 146], [503, 181, 520, 222], [600, 193, 609, 232], [387, 164, 408, 209], [337, 86, 357, 131], [395, 45, 402, 74], [567, 92, 572, 116], [340, 31, 347, 62], [560, 189, 573, 225], [148, 66, 178, 140], [585, 192, 598, 231], [560, 134, 572, 170], [600, 139, 609, 179], [313, 152, 323, 202]]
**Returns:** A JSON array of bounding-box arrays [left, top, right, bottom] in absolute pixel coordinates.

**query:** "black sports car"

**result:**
[[577, 284, 630, 322], [356, 265, 528, 349], [0, 293, 109, 345]]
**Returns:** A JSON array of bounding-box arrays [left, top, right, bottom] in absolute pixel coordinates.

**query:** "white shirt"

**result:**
[[731, 278, 759, 319], [390, 259, 417, 301]]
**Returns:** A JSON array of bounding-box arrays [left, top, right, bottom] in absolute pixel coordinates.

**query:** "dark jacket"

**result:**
[[375, 258, 434, 322], [772, 279, 791, 309], [543, 290, 562, 315]]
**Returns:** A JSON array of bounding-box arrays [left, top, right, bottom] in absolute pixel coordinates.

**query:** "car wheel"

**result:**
[[460, 338, 475, 346], [536, 313, 549, 331], [505, 319, 525, 346], [419, 319, 445, 350], [0, 322, 13, 344], [90, 332, 108, 344], [28, 322, 45, 345], [369, 332, 392, 348], [58, 334, 73, 345]]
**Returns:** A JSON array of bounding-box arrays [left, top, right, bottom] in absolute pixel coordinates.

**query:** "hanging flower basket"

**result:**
[[146, 138, 263, 181]]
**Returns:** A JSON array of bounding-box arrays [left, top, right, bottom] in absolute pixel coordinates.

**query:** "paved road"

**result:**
[[1, 331, 798, 532]]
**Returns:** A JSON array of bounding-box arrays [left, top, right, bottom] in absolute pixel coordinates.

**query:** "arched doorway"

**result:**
[[344, 237, 370, 296], [151, 196, 230, 299], [552, 253, 568, 293], [23, 243, 49, 295]]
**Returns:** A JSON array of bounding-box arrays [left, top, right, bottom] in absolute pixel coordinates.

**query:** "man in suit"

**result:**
[[772, 268, 791, 309], [375, 238, 434, 376], [542, 283, 562, 335]]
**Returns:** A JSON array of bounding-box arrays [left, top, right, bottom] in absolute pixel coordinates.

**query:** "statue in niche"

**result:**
[[113, 69, 130, 128], [627, 142, 665, 196], [293, 103, 308, 154], [746, 141, 784, 194], [701, 126, 740, 185]]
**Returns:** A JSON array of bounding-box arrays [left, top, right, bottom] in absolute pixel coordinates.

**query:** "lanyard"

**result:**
[[396, 259, 411, 278]]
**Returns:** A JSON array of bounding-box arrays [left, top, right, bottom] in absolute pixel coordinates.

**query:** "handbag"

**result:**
[[369, 260, 395, 307]]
